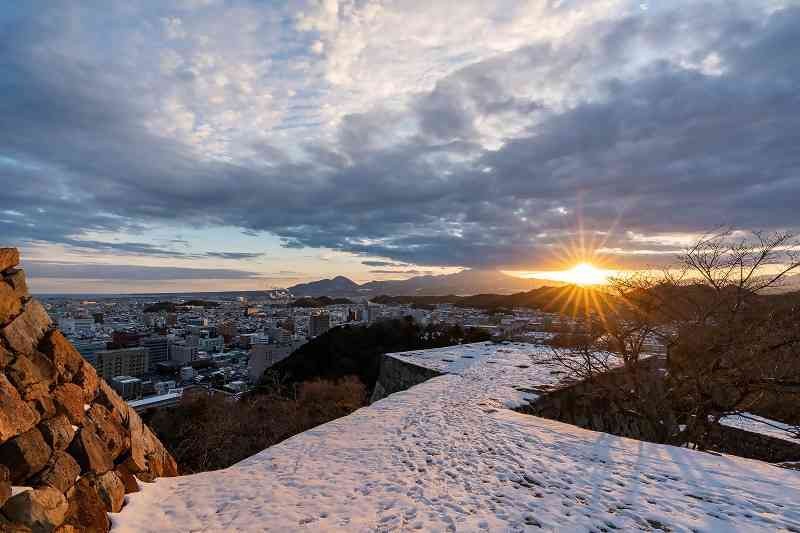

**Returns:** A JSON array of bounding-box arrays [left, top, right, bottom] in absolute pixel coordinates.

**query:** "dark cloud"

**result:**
[[1, 2, 798, 270]]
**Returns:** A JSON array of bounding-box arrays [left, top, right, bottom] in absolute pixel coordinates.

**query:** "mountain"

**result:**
[[288, 269, 564, 297], [288, 275, 361, 297]]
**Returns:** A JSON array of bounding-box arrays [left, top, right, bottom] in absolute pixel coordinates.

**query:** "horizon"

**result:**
[[2, 2, 798, 294]]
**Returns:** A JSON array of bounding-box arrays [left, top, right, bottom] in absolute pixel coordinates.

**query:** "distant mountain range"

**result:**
[[287, 270, 565, 297]]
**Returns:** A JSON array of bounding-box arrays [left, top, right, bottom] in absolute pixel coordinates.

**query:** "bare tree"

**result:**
[[664, 231, 800, 447], [543, 229, 800, 449]]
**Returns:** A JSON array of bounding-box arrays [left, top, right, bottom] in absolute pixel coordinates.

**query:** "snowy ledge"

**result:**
[[113, 342, 800, 532]]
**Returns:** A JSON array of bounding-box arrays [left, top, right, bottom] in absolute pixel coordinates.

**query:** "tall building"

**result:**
[[247, 342, 300, 383], [71, 339, 108, 366], [142, 336, 169, 370], [308, 313, 330, 338], [94, 347, 149, 380], [169, 341, 199, 365]]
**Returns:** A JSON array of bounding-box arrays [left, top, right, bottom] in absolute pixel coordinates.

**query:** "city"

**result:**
[[1, 0, 798, 531], [41, 291, 574, 409]]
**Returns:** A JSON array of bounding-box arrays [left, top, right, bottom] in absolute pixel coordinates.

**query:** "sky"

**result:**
[[1, 0, 798, 293]]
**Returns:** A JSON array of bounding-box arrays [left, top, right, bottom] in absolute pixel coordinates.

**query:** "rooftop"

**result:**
[[113, 342, 800, 532]]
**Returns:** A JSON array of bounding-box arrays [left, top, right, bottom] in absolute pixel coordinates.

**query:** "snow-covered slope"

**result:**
[[113, 343, 800, 532]]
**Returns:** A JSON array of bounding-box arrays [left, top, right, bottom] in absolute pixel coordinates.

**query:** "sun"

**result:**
[[558, 262, 610, 286]]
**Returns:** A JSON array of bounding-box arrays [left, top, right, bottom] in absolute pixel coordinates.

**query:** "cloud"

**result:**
[[361, 260, 407, 267], [369, 269, 433, 276], [204, 251, 264, 260], [23, 261, 263, 280], [1, 1, 798, 272]]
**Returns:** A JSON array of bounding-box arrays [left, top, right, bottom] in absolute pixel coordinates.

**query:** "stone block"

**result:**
[[63, 478, 110, 532], [0, 464, 10, 507], [85, 404, 127, 461], [52, 384, 85, 426], [113, 463, 139, 494], [4, 268, 28, 298], [0, 280, 22, 325], [0, 344, 10, 368], [0, 374, 39, 444], [0, 428, 52, 483], [68, 425, 113, 475], [38, 331, 84, 384], [0, 514, 32, 532], [26, 392, 57, 421], [126, 411, 147, 473], [73, 363, 99, 403], [33, 451, 81, 494], [0, 248, 19, 272], [87, 471, 124, 513], [95, 382, 129, 425], [143, 426, 178, 478], [1, 486, 68, 533], [6, 351, 56, 399], [38, 415, 76, 452], [1, 300, 51, 355]]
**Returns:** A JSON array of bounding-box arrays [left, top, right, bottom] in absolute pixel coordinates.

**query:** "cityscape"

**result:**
[[1, 0, 798, 531], [42, 291, 569, 409]]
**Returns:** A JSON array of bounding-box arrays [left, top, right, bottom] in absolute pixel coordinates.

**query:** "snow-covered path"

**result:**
[[113, 344, 800, 532]]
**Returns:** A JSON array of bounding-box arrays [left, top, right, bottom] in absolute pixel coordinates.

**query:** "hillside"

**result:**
[[372, 284, 619, 316], [265, 319, 489, 389], [291, 296, 353, 307]]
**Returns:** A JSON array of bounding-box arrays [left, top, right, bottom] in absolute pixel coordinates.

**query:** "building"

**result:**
[[142, 336, 169, 370], [71, 339, 108, 366], [247, 343, 299, 383], [199, 336, 224, 353], [94, 347, 149, 380], [111, 375, 143, 400], [267, 327, 292, 344], [111, 330, 141, 349], [218, 321, 238, 342], [169, 341, 199, 365], [127, 389, 183, 413], [308, 313, 330, 338], [58, 317, 95, 335], [367, 304, 382, 323]]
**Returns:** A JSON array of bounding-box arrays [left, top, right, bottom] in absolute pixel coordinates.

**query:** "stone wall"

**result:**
[[370, 354, 443, 403], [706, 424, 800, 464], [518, 363, 676, 443], [0, 248, 177, 532], [519, 356, 800, 464]]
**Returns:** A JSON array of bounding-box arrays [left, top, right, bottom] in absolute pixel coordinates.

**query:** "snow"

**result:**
[[113, 342, 800, 532], [719, 412, 799, 444], [11, 486, 32, 497]]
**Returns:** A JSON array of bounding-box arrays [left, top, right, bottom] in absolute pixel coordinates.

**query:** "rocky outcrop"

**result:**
[[0, 248, 177, 531]]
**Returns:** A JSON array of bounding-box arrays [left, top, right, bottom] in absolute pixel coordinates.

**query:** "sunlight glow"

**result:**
[[563, 263, 610, 285], [516, 262, 614, 286]]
